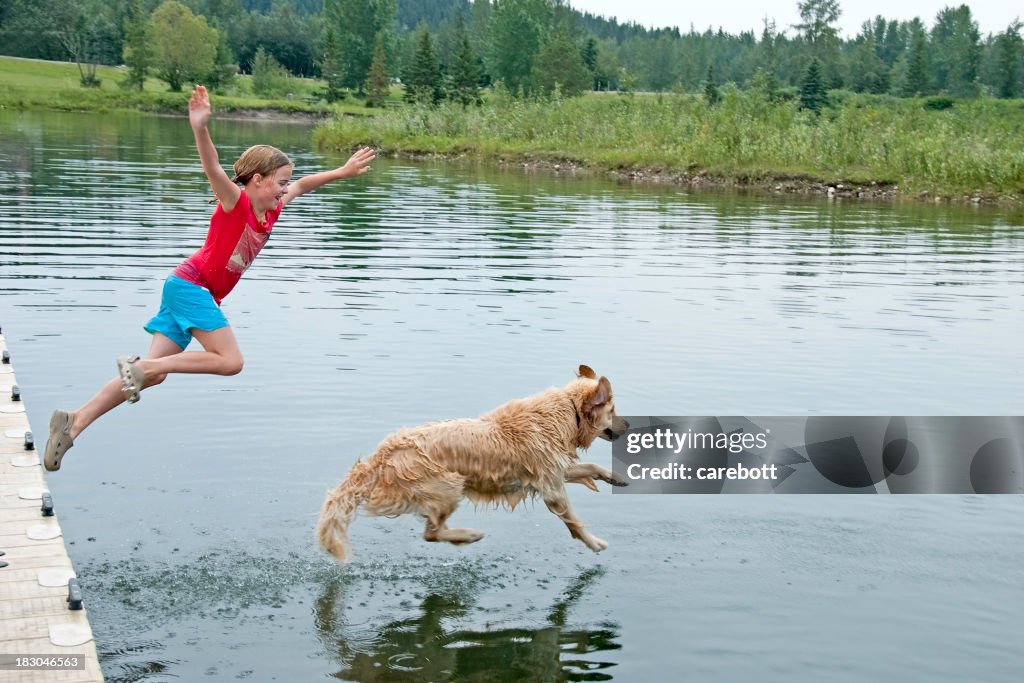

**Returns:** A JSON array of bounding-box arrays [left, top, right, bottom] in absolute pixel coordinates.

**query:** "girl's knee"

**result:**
[[222, 355, 244, 376]]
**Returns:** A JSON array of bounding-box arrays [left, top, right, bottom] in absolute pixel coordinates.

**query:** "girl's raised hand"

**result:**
[[338, 147, 376, 178], [189, 85, 212, 129]]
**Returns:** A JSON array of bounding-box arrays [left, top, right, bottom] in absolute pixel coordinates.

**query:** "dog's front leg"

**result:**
[[566, 463, 628, 489], [542, 489, 608, 553]]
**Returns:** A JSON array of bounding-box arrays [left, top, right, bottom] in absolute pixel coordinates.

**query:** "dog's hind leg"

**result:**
[[541, 487, 608, 553], [566, 463, 628, 489], [418, 475, 485, 546]]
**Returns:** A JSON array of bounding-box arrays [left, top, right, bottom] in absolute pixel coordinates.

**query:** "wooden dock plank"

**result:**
[[0, 335, 103, 682]]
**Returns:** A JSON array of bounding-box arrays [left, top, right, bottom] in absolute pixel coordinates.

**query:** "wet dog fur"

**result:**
[[316, 365, 629, 563]]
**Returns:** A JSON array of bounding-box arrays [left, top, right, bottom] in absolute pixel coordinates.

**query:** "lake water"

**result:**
[[1, 110, 1022, 682]]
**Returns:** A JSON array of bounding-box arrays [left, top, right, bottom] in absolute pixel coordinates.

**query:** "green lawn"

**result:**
[[0, 55, 387, 116]]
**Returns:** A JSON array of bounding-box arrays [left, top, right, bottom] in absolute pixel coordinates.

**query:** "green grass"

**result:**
[[314, 89, 1024, 201], [0, 55, 387, 117], [5, 56, 1023, 201]]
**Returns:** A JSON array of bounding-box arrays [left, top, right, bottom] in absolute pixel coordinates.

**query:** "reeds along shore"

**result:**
[[314, 90, 1024, 202]]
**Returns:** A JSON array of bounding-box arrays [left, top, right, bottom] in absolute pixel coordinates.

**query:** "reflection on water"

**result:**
[[2, 110, 1023, 683], [82, 547, 621, 683], [317, 568, 619, 682]]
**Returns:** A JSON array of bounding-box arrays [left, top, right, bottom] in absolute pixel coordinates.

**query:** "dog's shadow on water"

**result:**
[[315, 566, 621, 682]]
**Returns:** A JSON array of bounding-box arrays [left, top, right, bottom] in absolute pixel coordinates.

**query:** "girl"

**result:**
[[44, 84, 375, 471]]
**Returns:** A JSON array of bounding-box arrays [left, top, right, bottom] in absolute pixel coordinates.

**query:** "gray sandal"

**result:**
[[117, 355, 145, 404], [44, 409, 75, 471]]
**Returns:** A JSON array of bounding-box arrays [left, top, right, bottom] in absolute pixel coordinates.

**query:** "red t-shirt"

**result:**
[[173, 192, 282, 303]]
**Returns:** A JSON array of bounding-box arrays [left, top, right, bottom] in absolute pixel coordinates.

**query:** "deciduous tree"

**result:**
[[149, 0, 219, 92], [121, 0, 152, 91], [931, 5, 981, 98], [533, 26, 591, 97], [488, 0, 552, 95], [992, 22, 1023, 98]]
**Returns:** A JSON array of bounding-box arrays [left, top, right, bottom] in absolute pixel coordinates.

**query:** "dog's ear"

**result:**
[[584, 376, 611, 410], [577, 364, 597, 379]]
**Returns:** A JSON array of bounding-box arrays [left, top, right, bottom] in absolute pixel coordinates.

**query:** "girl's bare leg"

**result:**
[[69, 332, 183, 439], [69, 326, 243, 440], [133, 325, 243, 378]]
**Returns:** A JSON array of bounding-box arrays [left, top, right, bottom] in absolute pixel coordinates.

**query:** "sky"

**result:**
[[567, 1, 1020, 38]]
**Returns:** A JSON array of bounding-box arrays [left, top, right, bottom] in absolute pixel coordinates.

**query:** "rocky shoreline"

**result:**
[[370, 149, 1017, 206]]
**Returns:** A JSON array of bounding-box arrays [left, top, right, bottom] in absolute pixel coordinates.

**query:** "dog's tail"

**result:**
[[316, 460, 374, 564]]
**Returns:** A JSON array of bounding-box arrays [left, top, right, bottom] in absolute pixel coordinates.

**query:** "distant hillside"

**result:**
[[395, 0, 471, 31]]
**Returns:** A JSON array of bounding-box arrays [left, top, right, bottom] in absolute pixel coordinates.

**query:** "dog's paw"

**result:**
[[610, 477, 629, 487], [448, 528, 485, 545], [585, 535, 609, 553]]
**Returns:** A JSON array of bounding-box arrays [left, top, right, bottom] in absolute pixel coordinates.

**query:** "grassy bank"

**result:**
[[314, 90, 1024, 202], [0, 55, 361, 117], [5, 56, 1023, 202]]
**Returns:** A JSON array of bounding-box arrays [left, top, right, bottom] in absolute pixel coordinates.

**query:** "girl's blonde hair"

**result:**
[[231, 144, 292, 185]]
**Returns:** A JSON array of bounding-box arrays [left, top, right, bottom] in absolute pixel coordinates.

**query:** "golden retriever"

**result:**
[[316, 365, 629, 563]]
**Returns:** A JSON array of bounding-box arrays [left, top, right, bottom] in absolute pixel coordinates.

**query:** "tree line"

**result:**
[[0, 0, 1020, 102]]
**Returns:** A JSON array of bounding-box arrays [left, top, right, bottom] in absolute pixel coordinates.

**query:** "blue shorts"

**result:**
[[144, 275, 229, 350]]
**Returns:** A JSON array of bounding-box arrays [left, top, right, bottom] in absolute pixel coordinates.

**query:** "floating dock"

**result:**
[[0, 330, 103, 682]]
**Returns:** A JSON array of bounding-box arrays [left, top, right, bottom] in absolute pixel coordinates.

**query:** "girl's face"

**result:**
[[248, 164, 292, 214]]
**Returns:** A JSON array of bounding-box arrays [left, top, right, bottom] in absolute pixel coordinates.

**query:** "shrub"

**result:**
[[251, 47, 295, 99], [922, 96, 955, 111]]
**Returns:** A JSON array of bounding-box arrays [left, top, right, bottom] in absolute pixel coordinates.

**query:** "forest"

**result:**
[[0, 0, 1020, 101]]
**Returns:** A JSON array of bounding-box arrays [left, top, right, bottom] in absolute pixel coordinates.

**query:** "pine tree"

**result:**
[[470, 0, 492, 86], [703, 64, 720, 105], [796, 0, 842, 87], [993, 22, 1023, 99], [206, 29, 237, 90], [901, 27, 930, 97], [755, 19, 780, 100], [749, 68, 780, 101], [320, 26, 347, 102], [447, 12, 481, 106], [324, 0, 396, 93], [404, 26, 444, 105], [366, 33, 390, 107], [799, 58, 827, 113], [251, 45, 292, 98], [847, 33, 889, 94], [581, 36, 598, 90]]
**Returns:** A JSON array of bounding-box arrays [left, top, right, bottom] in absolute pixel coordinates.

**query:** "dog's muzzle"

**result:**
[[604, 418, 630, 441]]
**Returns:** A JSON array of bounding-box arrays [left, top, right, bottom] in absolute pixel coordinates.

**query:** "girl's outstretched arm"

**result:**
[[189, 85, 242, 212], [280, 147, 376, 208]]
